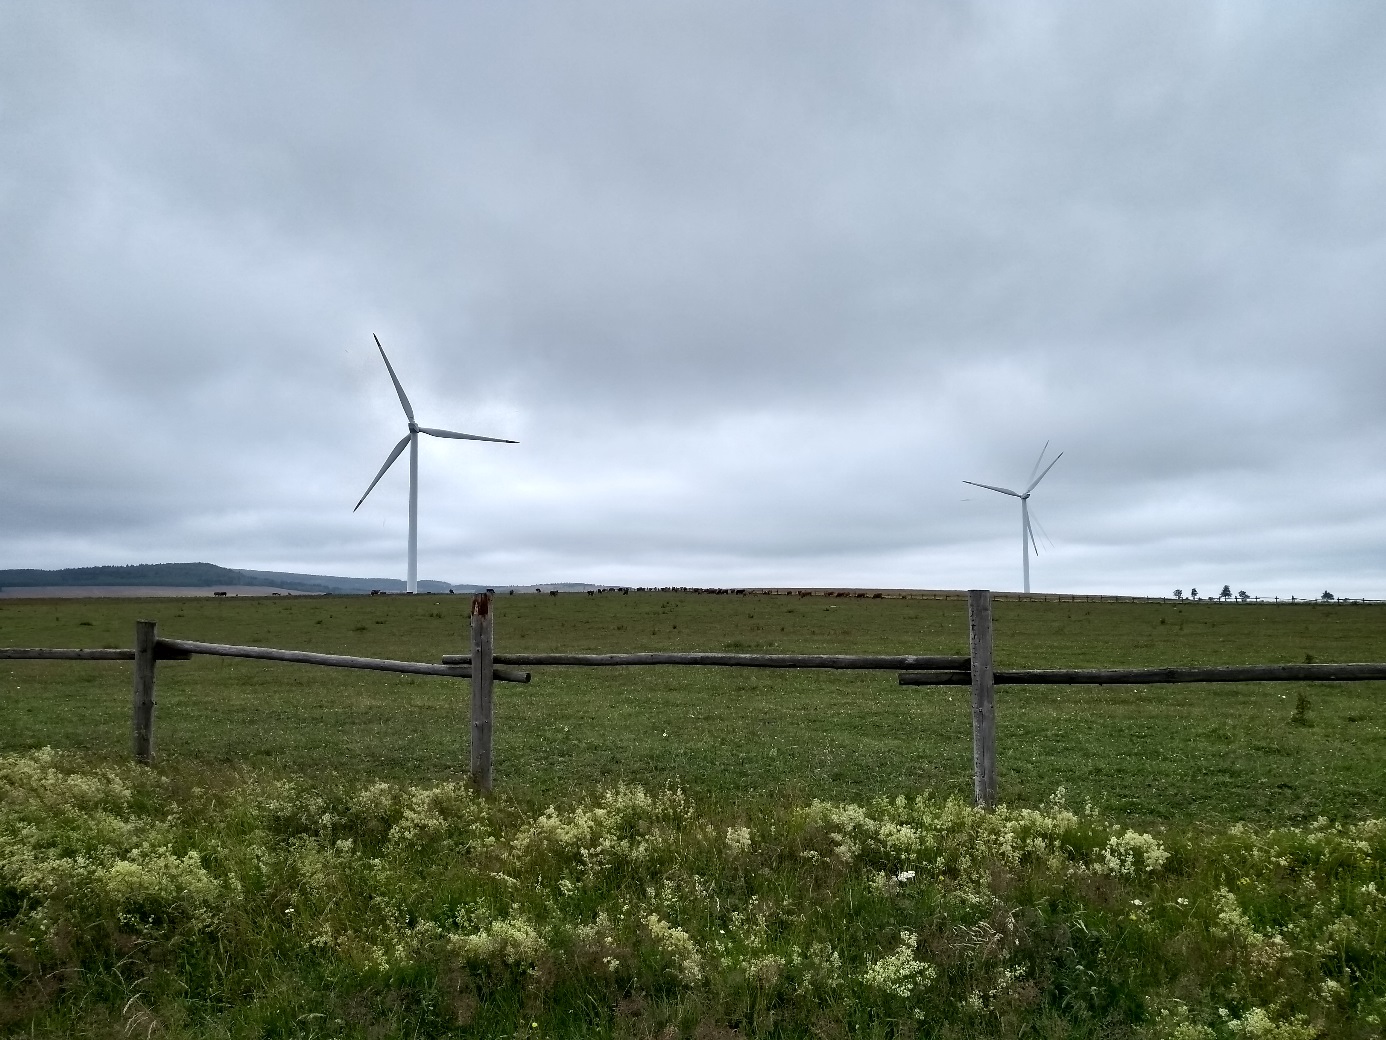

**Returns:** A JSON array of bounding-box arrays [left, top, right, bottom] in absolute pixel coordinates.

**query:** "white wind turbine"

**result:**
[[964, 443, 1063, 594], [354, 335, 516, 594]]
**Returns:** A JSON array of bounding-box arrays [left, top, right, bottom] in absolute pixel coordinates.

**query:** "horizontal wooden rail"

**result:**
[[2, 646, 193, 661], [899, 662, 1386, 686], [157, 638, 531, 683], [3, 648, 137, 660], [443, 652, 970, 670]]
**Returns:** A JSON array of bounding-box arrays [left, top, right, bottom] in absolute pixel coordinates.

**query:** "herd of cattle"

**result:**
[[363, 586, 891, 598], [357, 590, 892, 599], [555, 587, 886, 599]]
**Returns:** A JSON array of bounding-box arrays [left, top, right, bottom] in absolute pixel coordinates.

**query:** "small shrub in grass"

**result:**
[[3, 749, 1386, 1037]]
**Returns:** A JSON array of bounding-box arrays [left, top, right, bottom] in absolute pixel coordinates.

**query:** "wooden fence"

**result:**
[[6, 590, 1386, 805], [2, 599, 531, 793]]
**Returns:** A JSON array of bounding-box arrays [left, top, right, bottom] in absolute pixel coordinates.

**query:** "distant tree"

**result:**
[[1190, 588, 1199, 600], [1173, 589, 1184, 600], [1321, 590, 1335, 602], [1219, 585, 1232, 600], [1237, 590, 1250, 602]]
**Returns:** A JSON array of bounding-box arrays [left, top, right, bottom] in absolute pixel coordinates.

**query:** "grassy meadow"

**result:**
[[2, 591, 1384, 821], [2, 591, 1385, 1037]]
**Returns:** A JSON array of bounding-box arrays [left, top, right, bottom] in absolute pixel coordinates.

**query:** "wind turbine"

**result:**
[[354, 335, 516, 594], [964, 443, 1063, 594]]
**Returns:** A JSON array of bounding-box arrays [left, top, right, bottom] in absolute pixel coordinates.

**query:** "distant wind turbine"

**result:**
[[354, 335, 516, 594], [964, 443, 1063, 594]]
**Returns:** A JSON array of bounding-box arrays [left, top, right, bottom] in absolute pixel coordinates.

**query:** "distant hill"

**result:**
[[0, 563, 249, 589], [0, 563, 452, 595], [0, 563, 594, 596]]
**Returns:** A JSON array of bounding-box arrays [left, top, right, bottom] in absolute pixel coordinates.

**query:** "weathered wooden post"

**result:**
[[131, 619, 158, 764], [968, 590, 997, 809], [469, 592, 494, 792]]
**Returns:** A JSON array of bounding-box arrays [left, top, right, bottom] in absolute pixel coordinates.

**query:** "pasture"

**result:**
[[2, 592, 1384, 823], [3, 592, 1386, 1038]]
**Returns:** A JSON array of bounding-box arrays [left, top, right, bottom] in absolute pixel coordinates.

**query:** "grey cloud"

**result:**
[[2, 1, 1383, 597]]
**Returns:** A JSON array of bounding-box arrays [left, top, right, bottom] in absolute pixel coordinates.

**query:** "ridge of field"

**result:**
[[0, 584, 315, 599], [2, 592, 1384, 825], [0, 561, 465, 595], [0, 561, 613, 595]]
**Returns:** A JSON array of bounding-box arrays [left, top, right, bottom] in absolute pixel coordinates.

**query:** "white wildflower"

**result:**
[[1225, 1007, 1318, 1039], [451, 916, 545, 965], [861, 931, 935, 998], [645, 914, 702, 983], [1099, 830, 1169, 876], [743, 953, 785, 988]]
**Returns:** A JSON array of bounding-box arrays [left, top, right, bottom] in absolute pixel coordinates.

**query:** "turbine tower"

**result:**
[[354, 335, 516, 593], [964, 443, 1063, 594]]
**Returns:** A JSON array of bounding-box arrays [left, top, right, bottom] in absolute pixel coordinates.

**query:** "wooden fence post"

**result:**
[[968, 590, 997, 809], [469, 593, 494, 792], [132, 620, 157, 764]]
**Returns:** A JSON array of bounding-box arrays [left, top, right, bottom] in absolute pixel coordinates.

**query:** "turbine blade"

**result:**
[[1030, 506, 1055, 551], [1027, 514, 1039, 556], [963, 480, 1020, 497], [1024, 450, 1063, 494], [353, 434, 411, 511], [1027, 440, 1050, 484], [418, 426, 517, 445], [373, 334, 415, 422]]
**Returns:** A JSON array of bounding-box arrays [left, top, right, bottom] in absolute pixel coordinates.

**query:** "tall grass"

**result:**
[[3, 748, 1383, 1038]]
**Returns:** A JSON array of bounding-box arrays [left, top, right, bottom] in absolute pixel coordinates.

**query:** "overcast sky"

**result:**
[[2, 2, 1384, 597]]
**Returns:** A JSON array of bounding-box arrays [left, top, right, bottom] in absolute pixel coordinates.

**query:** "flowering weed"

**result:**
[[1, 750, 1385, 1037]]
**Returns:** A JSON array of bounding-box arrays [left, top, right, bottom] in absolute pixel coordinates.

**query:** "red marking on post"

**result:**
[[471, 593, 490, 617]]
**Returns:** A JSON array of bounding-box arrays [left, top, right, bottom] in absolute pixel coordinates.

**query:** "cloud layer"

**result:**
[[3, 1, 1384, 596]]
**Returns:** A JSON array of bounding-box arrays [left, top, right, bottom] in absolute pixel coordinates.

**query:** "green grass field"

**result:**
[[4, 592, 1386, 1038], [2, 592, 1384, 823]]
